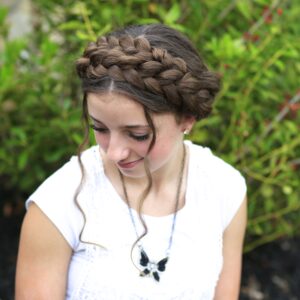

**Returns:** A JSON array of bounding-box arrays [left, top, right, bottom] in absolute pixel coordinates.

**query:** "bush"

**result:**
[[0, 0, 299, 251], [0, 5, 82, 205]]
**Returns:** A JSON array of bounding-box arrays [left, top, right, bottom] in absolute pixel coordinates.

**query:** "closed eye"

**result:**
[[89, 124, 108, 133], [90, 124, 150, 142], [129, 133, 150, 142]]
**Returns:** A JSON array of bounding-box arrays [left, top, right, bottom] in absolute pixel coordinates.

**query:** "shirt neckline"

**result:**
[[93, 141, 194, 220]]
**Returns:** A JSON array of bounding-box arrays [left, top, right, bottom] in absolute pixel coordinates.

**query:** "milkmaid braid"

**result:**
[[76, 24, 220, 120]]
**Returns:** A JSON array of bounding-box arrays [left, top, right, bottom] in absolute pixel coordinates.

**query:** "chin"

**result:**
[[118, 168, 146, 178]]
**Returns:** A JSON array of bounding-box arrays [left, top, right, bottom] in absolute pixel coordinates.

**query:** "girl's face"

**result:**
[[87, 92, 194, 178]]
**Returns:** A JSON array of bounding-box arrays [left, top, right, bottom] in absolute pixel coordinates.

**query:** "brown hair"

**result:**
[[76, 23, 220, 120], [74, 23, 220, 248]]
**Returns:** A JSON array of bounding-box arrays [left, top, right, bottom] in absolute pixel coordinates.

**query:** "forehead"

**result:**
[[87, 92, 146, 117], [87, 92, 142, 109], [87, 92, 148, 125], [87, 92, 178, 128]]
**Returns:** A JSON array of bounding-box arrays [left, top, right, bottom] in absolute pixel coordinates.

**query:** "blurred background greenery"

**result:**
[[0, 0, 299, 253]]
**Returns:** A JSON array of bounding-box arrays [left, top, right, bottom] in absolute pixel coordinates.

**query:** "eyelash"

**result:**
[[89, 124, 107, 133], [89, 125, 150, 142], [130, 133, 150, 141]]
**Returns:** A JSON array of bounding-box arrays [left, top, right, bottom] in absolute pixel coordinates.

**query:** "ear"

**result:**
[[180, 115, 196, 134]]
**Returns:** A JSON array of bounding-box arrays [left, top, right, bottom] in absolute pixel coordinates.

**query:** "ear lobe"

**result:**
[[181, 115, 196, 133]]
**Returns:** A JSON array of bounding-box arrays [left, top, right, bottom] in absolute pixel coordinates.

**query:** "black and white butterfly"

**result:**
[[139, 249, 169, 282]]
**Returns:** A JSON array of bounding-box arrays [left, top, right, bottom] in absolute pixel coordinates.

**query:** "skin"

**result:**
[[87, 92, 194, 215], [214, 196, 247, 299], [87, 92, 191, 179], [15, 203, 72, 300], [15, 91, 247, 299]]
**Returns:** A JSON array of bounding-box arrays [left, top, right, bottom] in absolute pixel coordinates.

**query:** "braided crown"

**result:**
[[76, 35, 220, 119]]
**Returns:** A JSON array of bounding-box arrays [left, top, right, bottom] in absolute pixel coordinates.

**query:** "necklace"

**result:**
[[119, 144, 186, 282]]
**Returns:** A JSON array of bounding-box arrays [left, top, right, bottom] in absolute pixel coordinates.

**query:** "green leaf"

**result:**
[[136, 18, 160, 25], [253, 0, 269, 5], [97, 23, 112, 37], [261, 185, 274, 198], [58, 20, 84, 31], [76, 30, 94, 41], [71, 133, 83, 145], [11, 127, 27, 144], [0, 6, 8, 25], [38, 38, 58, 65], [236, 0, 252, 20], [253, 224, 264, 235], [282, 185, 293, 195], [18, 151, 28, 171], [274, 60, 285, 72], [165, 3, 181, 24], [71, 2, 92, 16]]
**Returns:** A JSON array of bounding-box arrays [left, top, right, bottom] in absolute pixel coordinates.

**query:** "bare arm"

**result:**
[[214, 196, 247, 300], [15, 203, 72, 300]]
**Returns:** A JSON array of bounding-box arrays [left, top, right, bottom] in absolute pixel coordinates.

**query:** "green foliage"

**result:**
[[0, 6, 82, 197], [0, 0, 299, 251], [183, 0, 300, 252]]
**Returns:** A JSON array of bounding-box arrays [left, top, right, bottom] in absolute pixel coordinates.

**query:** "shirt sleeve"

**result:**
[[26, 156, 84, 250], [222, 166, 246, 230], [219, 156, 247, 230], [210, 154, 247, 230]]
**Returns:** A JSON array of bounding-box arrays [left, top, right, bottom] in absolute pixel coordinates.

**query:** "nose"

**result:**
[[105, 134, 130, 162]]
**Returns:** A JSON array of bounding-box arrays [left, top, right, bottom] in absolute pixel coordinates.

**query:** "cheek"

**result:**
[[136, 144, 151, 156], [129, 140, 151, 158], [147, 131, 182, 163], [94, 132, 150, 156], [148, 141, 170, 162], [94, 133, 109, 151]]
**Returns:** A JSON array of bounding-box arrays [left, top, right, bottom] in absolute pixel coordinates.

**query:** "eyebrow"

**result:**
[[89, 115, 150, 129]]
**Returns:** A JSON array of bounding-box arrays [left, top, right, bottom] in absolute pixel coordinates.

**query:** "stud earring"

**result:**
[[184, 129, 189, 135]]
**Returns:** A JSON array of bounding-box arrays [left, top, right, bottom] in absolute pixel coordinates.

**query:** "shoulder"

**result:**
[[186, 140, 247, 230], [26, 145, 101, 249], [27, 145, 100, 200], [186, 140, 245, 185]]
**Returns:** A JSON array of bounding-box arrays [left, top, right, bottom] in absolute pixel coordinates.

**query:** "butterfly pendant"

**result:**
[[139, 249, 169, 282]]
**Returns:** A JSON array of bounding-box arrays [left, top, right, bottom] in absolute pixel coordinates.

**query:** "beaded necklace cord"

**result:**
[[119, 144, 186, 282]]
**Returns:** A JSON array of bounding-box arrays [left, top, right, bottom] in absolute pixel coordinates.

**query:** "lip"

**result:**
[[117, 158, 144, 169]]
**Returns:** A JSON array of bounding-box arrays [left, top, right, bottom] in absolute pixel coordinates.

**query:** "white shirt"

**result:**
[[26, 141, 246, 299]]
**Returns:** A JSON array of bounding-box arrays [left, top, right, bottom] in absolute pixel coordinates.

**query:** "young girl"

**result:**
[[16, 24, 247, 299]]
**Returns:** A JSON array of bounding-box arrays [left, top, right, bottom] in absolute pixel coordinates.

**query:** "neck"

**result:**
[[126, 142, 186, 193], [152, 143, 186, 193], [119, 142, 187, 218]]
